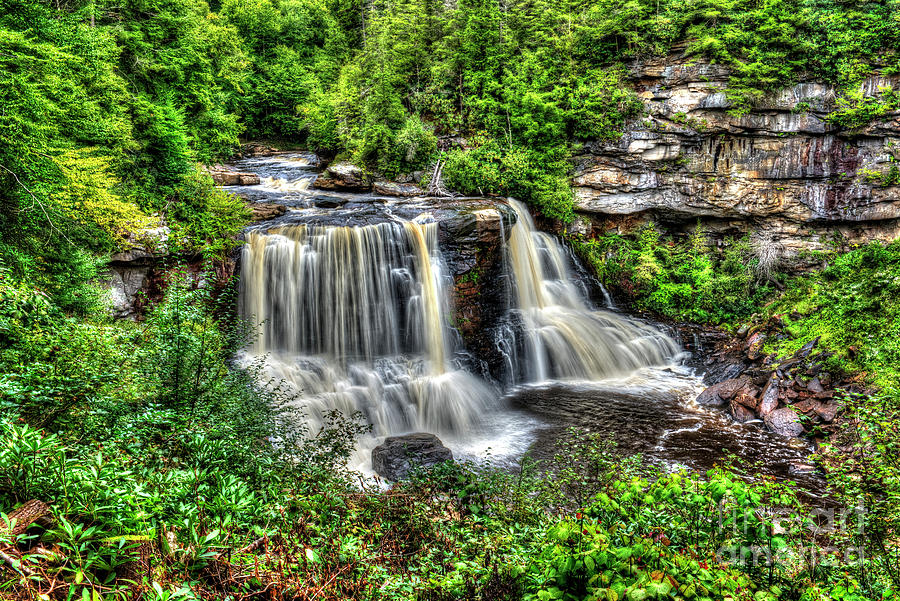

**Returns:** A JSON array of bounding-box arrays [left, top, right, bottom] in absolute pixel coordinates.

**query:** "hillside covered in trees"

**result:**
[[3, 0, 900, 599]]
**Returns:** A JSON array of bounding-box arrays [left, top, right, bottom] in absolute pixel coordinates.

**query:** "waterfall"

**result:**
[[500, 200, 680, 384], [239, 220, 495, 466]]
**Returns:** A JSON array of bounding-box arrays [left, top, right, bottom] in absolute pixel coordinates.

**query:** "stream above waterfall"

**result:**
[[226, 153, 825, 495]]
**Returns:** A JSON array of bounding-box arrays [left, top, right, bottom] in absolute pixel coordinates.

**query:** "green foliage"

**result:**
[[1, 266, 897, 598], [821, 392, 900, 597], [760, 240, 900, 393], [828, 86, 900, 129], [441, 138, 575, 221], [571, 224, 775, 324]]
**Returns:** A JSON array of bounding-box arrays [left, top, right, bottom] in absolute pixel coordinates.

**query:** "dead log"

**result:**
[[0, 545, 33, 577], [4, 500, 54, 537]]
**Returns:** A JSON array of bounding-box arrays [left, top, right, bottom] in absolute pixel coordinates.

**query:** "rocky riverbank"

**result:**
[[693, 317, 859, 445]]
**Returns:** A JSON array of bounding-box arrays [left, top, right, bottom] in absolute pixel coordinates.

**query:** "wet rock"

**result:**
[[765, 407, 805, 437], [788, 461, 817, 476], [759, 374, 780, 416], [314, 162, 373, 192], [248, 202, 287, 222], [729, 399, 757, 423], [312, 195, 349, 208], [208, 168, 260, 186], [373, 180, 425, 197], [701, 359, 745, 386], [696, 376, 753, 407], [440, 201, 518, 378], [372, 433, 453, 481]]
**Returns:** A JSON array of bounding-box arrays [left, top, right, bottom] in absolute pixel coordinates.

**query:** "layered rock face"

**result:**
[[574, 48, 900, 256]]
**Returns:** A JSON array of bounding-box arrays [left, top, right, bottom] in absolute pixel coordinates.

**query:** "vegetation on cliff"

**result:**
[[3, 0, 899, 265]]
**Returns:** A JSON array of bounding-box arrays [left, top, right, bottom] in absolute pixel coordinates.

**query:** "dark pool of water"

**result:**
[[501, 367, 827, 497]]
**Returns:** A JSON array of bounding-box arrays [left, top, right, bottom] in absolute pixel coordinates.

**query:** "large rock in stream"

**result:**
[[372, 433, 453, 481], [313, 161, 373, 192], [765, 407, 805, 438]]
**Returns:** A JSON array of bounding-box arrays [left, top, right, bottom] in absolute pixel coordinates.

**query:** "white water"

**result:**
[[237, 197, 683, 472], [239, 220, 497, 469], [500, 200, 680, 384]]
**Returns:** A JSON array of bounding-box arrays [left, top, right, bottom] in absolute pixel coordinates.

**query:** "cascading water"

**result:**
[[500, 200, 680, 384], [239, 219, 496, 468], [228, 151, 818, 487]]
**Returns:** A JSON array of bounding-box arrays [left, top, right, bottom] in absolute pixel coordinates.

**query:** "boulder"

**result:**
[[373, 180, 425, 197], [208, 168, 260, 186], [729, 399, 756, 423], [812, 401, 838, 423], [745, 332, 767, 361], [765, 407, 804, 438], [249, 202, 287, 222], [372, 433, 453, 481], [314, 162, 373, 192], [758, 374, 780, 416], [107, 266, 150, 318], [806, 377, 825, 394], [695, 376, 754, 407]]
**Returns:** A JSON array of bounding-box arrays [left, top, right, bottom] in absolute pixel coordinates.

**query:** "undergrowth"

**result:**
[[570, 224, 778, 325], [1, 259, 899, 599]]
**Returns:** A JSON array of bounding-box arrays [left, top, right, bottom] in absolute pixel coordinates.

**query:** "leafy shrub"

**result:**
[[760, 240, 900, 393], [442, 138, 575, 221], [571, 224, 773, 324]]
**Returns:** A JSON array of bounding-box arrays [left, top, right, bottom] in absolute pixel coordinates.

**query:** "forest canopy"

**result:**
[[1, 0, 899, 303]]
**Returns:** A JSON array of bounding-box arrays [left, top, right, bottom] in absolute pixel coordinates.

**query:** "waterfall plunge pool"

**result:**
[[226, 153, 823, 495]]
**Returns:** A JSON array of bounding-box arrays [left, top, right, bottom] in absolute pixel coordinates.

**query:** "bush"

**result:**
[[571, 224, 773, 324], [759, 239, 900, 393], [442, 138, 575, 221]]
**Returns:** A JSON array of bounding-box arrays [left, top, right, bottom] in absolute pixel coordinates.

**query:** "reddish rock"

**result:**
[[696, 376, 754, 407], [730, 399, 757, 423], [812, 401, 838, 423], [746, 332, 767, 360], [806, 377, 825, 394], [734, 389, 760, 410]]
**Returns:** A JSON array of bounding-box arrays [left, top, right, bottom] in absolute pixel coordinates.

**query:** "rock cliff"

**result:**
[[573, 47, 900, 257]]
